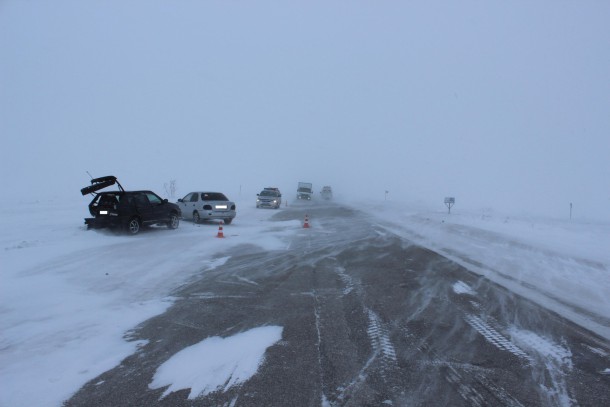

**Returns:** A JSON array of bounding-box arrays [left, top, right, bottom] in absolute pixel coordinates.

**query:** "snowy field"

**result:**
[[1, 197, 609, 407]]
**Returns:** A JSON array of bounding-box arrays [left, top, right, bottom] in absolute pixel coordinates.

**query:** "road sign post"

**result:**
[[444, 197, 455, 214]]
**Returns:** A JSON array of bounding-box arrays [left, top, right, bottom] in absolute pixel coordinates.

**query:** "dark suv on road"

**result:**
[[81, 176, 181, 235]]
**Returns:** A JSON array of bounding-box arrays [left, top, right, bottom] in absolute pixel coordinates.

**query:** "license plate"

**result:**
[[100, 210, 108, 215], [215, 205, 227, 209]]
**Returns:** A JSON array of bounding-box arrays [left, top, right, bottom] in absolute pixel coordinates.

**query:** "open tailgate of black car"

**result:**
[[80, 176, 124, 195]]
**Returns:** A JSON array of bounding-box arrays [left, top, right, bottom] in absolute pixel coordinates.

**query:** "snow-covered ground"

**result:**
[[1, 197, 609, 407], [0, 198, 298, 407]]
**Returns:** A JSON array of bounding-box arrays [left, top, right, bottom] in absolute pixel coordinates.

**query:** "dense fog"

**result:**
[[1, 1, 609, 220]]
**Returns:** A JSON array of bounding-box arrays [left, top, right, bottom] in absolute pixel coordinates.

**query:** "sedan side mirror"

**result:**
[[177, 198, 183, 202]]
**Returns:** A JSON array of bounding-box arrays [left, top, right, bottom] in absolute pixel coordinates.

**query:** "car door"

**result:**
[[132, 193, 155, 222], [178, 193, 194, 219], [179, 192, 201, 219], [144, 192, 168, 222]]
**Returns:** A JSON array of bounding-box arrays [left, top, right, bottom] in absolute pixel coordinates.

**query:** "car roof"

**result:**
[[98, 190, 156, 194]]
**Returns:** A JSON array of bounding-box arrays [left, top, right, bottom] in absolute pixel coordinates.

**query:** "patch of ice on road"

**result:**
[[236, 276, 259, 286], [583, 344, 608, 357], [508, 328, 573, 369], [452, 280, 475, 296], [508, 327, 574, 406], [149, 326, 283, 400], [202, 256, 230, 270]]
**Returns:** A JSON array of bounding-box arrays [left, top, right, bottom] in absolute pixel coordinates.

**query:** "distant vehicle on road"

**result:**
[[177, 192, 236, 224], [320, 186, 333, 200], [297, 182, 313, 200], [81, 176, 181, 235], [257, 187, 282, 209]]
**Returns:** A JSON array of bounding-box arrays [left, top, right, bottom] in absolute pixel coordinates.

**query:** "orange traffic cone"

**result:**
[[303, 214, 310, 228], [216, 221, 225, 238]]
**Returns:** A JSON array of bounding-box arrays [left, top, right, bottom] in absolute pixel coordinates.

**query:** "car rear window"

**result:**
[[202, 193, 228, 201]]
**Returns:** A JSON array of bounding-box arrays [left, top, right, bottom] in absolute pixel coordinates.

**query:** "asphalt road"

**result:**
[[65, 203, 610, 407]]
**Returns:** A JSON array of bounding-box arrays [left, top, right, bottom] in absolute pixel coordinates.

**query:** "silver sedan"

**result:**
[[177, 192, 236, 224]]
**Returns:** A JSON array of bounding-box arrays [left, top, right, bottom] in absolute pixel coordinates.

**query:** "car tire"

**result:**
[[126, 217, 141, 235], [224, 218, 233, 225], [167, 213, 179, 229], [193, 211, 200, 224]]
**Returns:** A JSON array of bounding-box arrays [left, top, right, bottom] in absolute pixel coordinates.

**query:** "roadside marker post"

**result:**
[[444, 197, 455, 214]]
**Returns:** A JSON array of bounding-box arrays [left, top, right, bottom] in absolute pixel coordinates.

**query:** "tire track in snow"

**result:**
[[444, 363, 486, 407], [334, 266, 354, 295], [334, 264, 398, 371], [312, 288, 329, 405], [447, 280, 530, 405], [472, 372, 526, 407], [365, 308, 398, 369], [416, 339, 525, 407], [463, 314, 532, 362], [326, 264, 400, 404], [453, 279, 577, 406], [452, 280, 531, 362]]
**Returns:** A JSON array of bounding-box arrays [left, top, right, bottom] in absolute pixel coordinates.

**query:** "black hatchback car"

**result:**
[[81, 176, 181, 235]]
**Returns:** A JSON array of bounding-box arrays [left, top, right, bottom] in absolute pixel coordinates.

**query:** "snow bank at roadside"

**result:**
[[355, 199, 610, 339]]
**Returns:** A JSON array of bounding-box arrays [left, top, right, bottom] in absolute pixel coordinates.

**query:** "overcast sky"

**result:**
[[1, 1, 609, 220]]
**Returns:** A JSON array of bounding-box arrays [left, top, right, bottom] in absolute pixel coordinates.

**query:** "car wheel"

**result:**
[[126, 217, 140, 235], [167, 213, 179, 229], [224, 218, 233, 225], [193, 211, 200, 224]]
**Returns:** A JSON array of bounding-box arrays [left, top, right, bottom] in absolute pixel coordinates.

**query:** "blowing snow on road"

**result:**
[[1, 199, 609, 406]]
